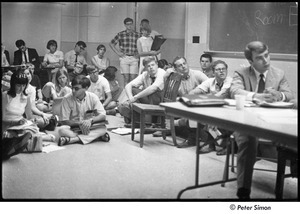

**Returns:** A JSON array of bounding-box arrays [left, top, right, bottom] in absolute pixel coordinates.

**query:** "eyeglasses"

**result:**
[[79, 46, 85, 51], [90, 70, 99, 75], [215, 68, 227, 72], [72, 86, 82, 91]]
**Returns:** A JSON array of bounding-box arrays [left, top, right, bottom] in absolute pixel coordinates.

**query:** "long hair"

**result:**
[[55, 68, 70, 90], [7, 70, 29, 97]]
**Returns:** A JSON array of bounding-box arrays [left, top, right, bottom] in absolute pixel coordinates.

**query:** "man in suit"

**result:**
[[230, 41, 294, 199], [13, 39, 40, 74]]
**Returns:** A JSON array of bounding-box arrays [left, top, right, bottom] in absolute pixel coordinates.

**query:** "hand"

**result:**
[[18, 118, 27, 125], [41, 62, 48, 67], [253, 93, 274, 103], [79, 120, 92, 135], [128, 96, 136, 103], [41, 113, 49, 125], [263, 88, 282, 102]]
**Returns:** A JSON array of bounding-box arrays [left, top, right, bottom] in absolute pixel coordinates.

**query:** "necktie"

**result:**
[[75, 54, 78, 63], [216, 82, 223, 91], [24, 52, 28, 63], [150, 76, 156, 84], [257, 74, 265, 93]]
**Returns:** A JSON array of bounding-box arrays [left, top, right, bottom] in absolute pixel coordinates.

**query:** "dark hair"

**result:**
[[172, 56, 187, 68], [55, 68, 70, 88], [96, 44, 106, 52], [76, 41, 87, 48], [71, 75, 91, 89], [15, 39, 25, 48], [124, 17, 133, 24], [141, 19, 149, 24], [46, 40, 58, 50], [158, 59, 169, 69], [211, 60, 228, 71], [140, 25, 151, 34], [104, 66, 118, 81], [244, 41, 268, 61], [143, 56, 157, 67], [7, 70, 28, 97], [200, 53, 212, 62]]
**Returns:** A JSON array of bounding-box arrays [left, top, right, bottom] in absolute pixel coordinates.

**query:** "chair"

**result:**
[[222, 138, 298, 199], [131, 72, 182, 148]]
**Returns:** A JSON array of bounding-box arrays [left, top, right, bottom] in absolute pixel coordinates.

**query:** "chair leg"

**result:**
[[139, 112, 145, 148], [275, 148, 287, 199], [169, 117, 177, 147], [221, 138, 231, 187], [161, 116, 166, 140], [230, 136, 235, 173], [131, 109, 136, 141]]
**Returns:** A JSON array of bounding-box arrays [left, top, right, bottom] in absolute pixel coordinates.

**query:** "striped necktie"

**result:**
[[257, 74, 265, 93]]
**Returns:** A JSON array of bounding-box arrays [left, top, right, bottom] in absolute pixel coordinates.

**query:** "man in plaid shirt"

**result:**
[[109, 17, 139, 87]]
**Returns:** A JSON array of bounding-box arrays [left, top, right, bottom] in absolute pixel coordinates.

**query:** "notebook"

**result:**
[[177, 94, 227, 107]]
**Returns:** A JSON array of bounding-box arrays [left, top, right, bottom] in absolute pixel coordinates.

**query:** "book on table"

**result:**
[[177, 94, 227, 107]]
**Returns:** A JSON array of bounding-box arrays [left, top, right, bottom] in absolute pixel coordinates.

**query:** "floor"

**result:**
[[1, 114, 298, 200]]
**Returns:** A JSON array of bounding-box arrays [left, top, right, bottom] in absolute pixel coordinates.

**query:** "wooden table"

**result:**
[[160, 102, 298, 199]]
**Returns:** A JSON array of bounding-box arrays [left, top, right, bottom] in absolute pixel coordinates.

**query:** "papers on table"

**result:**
[[224, 99, 256, 107], [110, 128, 139, 135], [259, 101, 294, 108]]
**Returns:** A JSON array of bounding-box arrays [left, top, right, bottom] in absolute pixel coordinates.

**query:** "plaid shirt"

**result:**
[[111, 30, 139, 55]]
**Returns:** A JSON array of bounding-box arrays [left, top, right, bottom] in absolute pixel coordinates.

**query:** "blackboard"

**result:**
[[209, 2, 298, 54]]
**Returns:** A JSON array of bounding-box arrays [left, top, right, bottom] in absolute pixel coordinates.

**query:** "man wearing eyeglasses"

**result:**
[[109, 17, 139, 88], [64, 41, 88, 82], [189, 60, 233, 154]]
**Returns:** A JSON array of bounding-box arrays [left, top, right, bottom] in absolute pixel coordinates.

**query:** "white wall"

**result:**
[[1, 2, 62, 59], [185, 3, 298, 96]]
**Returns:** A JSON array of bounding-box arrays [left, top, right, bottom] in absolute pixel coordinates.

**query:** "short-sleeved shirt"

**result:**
[[60, 91, 106, 122], [110, 30, 139, 55], [64, 50, 87, 67], [130, 68, 165, 91], [43, 50, 64, 64], [92, 55, 109, 70], [197, 76, 232, 98], [178, 69, 208, 96], [87, 75, 111, 101]]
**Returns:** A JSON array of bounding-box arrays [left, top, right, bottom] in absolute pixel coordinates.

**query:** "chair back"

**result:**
[[162, 72, 182, 103]]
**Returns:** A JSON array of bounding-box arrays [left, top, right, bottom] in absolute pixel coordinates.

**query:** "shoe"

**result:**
[[216, 148, 227, 156], [106, 109, 116, 116], [237, 188, 251, 200], [177, 138, 196, 148], [199, 144, 215, 154], [58, 136, 70, 146], [98, 133, 110, 142], [2, 132, 32, 160], [152, 130, 171, 137]]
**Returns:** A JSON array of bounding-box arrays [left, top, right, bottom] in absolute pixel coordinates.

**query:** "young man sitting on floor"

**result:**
[[58, 75, 109, 146]]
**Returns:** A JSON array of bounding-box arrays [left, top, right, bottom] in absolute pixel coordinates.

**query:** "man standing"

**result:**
[[166, 56, 209, 147], [64, 41, 87, 82], [230, 41, 294, 199], [199, 53, 213, 78], [190, 60, 232, 154], [58, 75, 109, 146], [118, 56, 165, 125], [109, 17, 140, 87], [13, 39, 40, 74]]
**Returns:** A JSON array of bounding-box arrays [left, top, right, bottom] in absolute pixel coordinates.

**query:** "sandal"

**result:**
[[98, 133, 110, 142], [58, 136, 70, 146]]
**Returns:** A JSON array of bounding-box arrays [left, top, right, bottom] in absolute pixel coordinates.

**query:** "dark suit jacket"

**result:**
[[4, 50, 10, 64], [230, 66, 294, 101], [13, 48, 40, 71]]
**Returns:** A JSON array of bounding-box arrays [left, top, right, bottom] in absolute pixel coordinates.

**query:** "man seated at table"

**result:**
[[189, 60, 232, 154], [118, 56, 165, 126], [58, 75, 109, 146], [199, 53, 214, 78], [165, 56, 209, 147], [230, 41, 294, 199]]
